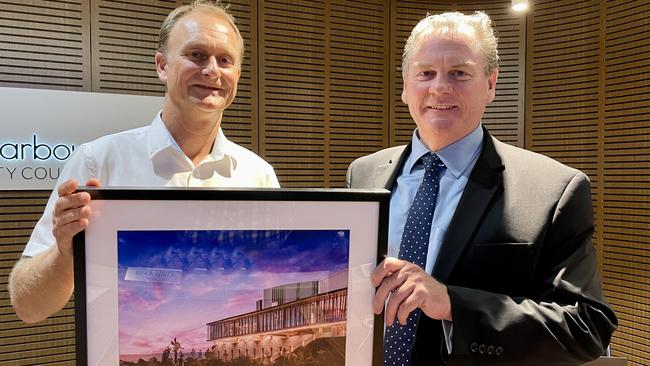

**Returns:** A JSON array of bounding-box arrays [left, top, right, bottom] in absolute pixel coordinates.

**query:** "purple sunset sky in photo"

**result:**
[[117, 229, 349, 357]]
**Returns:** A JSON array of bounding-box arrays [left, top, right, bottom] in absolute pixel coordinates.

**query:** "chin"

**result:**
[[418, 118, 457, 132], [193, 98, 226, 111]]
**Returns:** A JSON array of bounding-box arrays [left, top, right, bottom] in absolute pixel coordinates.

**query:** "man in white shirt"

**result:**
[[9, 0, 279, 323]]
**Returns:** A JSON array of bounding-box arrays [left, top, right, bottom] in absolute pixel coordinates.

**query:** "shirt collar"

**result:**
[[405, 124, 484, 178], [147, 111, 235, 167], [147, 112, 177, 158]]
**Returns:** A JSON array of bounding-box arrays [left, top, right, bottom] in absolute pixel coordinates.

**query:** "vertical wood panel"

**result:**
[[0, 191, 77, 366], [528, 0, 649, 364], [0, 2, 90, 364], [0, 0, 90, 90], [259, 0, 327, 187], [602, 1, 650, 364], [91, 0, 175, 95], [526, 0, 602, 256], [327, 0, 388, 187], [259, 0, 388, 187], [221, 0, 257, 150]]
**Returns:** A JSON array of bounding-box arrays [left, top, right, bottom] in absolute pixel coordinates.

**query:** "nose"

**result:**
[[202, 56, 221, 78], [428, 75, 451, 94]]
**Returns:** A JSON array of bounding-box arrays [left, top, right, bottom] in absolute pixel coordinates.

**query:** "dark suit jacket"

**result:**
[[346, 129, 617, 365]]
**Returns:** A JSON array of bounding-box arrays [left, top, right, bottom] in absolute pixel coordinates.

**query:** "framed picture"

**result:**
[[73, 187, 389, 366]]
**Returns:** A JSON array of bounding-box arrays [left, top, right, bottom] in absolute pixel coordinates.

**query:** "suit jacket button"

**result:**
[[487, 345, 495, 355], [479, 344, 486, 354], [470, 343, 478, 353], [495, 346, 504, 356]]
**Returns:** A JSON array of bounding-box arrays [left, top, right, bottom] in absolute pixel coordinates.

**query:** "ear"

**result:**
[[155, 52, 168, 83], [485, 69, 498, 104], [401, 79, 409, 105]]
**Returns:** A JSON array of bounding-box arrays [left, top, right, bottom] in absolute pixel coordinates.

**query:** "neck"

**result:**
[[161, 103, 222, 165], [418, 123, 480, 152]]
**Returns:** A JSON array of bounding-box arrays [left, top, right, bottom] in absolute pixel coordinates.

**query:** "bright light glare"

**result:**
[[512, 0, 529, 12], [512, 3, 528, 11]]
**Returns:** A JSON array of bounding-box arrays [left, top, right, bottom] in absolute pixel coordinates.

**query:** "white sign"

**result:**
[[0, 87, 163, 190], [124, 267, 183, 284]]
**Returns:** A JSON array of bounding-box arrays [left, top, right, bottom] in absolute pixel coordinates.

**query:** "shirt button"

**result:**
[[495, 346, 504, 356], [479, 344, 487, 354], [470, 342, 478, 353], [487, 345, 495, 355]]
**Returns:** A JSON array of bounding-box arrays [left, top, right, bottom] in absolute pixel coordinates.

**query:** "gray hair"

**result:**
[[157, 0, 245, 67], [402, 11, 499, 76]]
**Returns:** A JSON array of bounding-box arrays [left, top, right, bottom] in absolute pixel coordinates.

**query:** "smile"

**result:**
[[195, 85, 223, 92], [427, 105, 455, 110]]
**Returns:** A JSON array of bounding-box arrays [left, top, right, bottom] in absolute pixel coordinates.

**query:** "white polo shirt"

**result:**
[[23, 113, 280, 257]]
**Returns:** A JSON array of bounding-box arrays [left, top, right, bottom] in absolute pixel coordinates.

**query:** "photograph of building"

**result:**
[[115, 229, 350, 365], [207, 269, 349, 364]]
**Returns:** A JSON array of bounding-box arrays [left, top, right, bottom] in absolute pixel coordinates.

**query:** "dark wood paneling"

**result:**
[[528, 0, 648, 364], [259, 0, 327, 187], [327, 0, 389, 187], [603, 1, 650, 364], [91, 0, 175, 95], [221, 0, 257, 151], [259, 0, 388, 187], [0, 0, 90, 90], [0, 191, 77, 366]]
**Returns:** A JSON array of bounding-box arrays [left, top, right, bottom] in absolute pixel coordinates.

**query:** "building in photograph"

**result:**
[[207, 269, 348, 361]]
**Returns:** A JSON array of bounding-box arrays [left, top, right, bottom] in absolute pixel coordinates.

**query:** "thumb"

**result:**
[[85, 178, 101, 187]]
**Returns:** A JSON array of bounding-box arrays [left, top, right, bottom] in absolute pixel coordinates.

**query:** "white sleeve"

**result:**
[[267, 168, 280, 188]]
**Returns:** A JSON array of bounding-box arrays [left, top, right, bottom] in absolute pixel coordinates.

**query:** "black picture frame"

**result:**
[[73, 187, 389, 366]]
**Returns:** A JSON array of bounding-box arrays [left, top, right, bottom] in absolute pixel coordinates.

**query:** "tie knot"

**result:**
[[421, 153, 445, 172]]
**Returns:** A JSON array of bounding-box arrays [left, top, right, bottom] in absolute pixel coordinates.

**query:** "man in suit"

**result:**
[[346, 11, 617, 366]]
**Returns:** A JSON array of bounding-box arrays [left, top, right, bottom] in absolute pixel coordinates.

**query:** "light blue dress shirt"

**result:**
[[388, 124, 484, 273], [387, 124, 484, 352]]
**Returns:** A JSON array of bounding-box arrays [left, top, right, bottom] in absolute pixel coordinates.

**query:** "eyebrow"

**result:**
[[412, 60, 477, 68]]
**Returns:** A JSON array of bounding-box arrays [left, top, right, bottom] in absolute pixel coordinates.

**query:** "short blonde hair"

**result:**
[[157, 0, 245, 67], [402, 11, 499, 76]]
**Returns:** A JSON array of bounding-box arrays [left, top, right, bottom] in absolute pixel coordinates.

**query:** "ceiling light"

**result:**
[[512, 0, 529, 12]]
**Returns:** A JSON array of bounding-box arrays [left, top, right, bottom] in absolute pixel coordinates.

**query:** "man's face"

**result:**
[[155, 10, 241, 118], [401, 32, 497, 150]]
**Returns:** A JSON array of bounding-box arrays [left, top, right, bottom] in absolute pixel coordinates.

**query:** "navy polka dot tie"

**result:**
[[383, 152, 446, 366]]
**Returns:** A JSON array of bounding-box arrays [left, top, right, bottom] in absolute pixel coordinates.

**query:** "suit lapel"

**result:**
[[433, 132, 504, 282], [373, 145, 411, 190]]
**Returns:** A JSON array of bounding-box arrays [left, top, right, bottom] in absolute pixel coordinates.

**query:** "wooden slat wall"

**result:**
[[0, 191, 78, 366], [221, 0, 257, 149], [259, 0, 388, 187], [0, 2, 90, 364], [259, 0, 328, 187], [91, 0, 174, 95], [526, 0, 601, 249], [391, 0, 525, 148], [326, 0, 389, 187], [602, 1, 649, 364], [528, 0, 649, 364], [0, 0, 90, 90]]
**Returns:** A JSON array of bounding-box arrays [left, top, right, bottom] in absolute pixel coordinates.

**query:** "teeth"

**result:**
[[428, 105, 453, 110]]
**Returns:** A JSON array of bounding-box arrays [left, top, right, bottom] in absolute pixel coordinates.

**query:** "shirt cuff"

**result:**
[[442, 320, 453, 353]]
